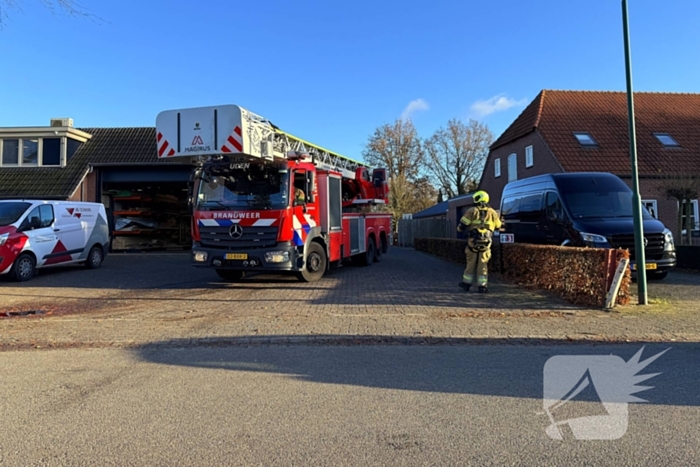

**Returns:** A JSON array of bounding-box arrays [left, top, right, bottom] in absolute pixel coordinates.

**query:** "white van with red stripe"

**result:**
[[0, 200, 110, 282]]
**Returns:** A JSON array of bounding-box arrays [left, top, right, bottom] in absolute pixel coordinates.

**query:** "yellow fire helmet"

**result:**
[[473, 190, 490, 204]]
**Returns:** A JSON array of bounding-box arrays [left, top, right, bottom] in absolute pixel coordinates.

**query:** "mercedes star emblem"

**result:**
[[643, 237, 648, 247], [229, 224, 243, 239]]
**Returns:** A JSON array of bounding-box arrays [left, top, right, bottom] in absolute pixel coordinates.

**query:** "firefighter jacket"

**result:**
[[457, 206, 502, 252]]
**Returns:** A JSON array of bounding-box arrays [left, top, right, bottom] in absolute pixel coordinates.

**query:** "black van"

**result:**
[[499, 172, 676, 279]]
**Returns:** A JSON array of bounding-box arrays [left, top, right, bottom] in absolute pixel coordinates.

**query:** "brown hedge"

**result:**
[[414, 238, 631, 308]]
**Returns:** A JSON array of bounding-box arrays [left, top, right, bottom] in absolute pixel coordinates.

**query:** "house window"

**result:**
[[681, 199, 699, 233], [642, 199, 658, 219], [525, 145, 533, 168], [1, 138, 19, 165], [654, 133, 679, 147], [42, 138, 61, 166], [574, 132, 597, 146], [494, 158, 501, 178], [0, 137, 67, 167], [67, 138, 82, 162], [507, 153, 517, 182]]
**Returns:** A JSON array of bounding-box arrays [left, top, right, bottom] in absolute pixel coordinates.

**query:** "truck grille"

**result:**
[[199, 226, 279, 249], [607, 233, 665, 261]]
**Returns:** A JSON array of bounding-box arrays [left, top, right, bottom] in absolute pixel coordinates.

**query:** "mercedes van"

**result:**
[[0, 200, 110, 282], [499, 173, 676, 278]]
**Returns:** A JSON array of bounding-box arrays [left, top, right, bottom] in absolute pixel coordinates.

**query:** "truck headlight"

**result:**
[[0, 233, 8, 247], [193, 250, 208, 262], [265, 251, 290, 263], [663, 228, 675, 251], [580, 232, 609, 245]]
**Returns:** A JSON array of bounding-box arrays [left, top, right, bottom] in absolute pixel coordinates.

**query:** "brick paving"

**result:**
[[0, 247, 698, 349]]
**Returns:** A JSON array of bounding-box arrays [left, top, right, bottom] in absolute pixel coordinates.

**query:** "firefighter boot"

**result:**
[[458, 282, 471, 292], [478, 286, 488, 294]]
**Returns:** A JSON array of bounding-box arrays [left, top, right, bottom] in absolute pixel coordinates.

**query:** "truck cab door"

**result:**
[[291, 169, 318, 246]]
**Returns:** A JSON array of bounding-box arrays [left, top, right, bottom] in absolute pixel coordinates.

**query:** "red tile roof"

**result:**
[[491, 90, 700, 176]]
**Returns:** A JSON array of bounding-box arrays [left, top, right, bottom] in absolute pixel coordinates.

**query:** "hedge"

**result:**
[[414, 238, 631, 308]]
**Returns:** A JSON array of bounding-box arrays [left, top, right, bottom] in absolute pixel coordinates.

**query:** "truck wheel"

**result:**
[[373, 238, 382, 262], [85, 245, 104, 269], [298, 243, 326, 282], [216, 269, 246, 281], [356, 237, 375, 267], [11, 253, 35, 282]]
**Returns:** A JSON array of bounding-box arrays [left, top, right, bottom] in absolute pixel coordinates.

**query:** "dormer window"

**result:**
[[574, 132, 597, 147], [654, 133, 679, 147], [0, 137, 67, 167]]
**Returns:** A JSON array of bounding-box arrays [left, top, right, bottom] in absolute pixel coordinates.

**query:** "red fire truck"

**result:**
[[155, 104, 392, 282]]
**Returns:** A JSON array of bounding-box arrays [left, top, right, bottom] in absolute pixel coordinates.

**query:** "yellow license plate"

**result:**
[[632, 263, 657, 270], [225, 253, 248, 260]]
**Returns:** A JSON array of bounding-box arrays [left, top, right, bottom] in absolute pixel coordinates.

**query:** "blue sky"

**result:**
[[1, 0, 699, 161]]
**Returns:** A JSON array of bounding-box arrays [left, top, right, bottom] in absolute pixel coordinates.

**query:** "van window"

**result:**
[[555, 175, 654, 220], [546, 192, 564, 220], [0, 202, 31, 226], [20, 205, 55, 230], [519, 193, 543, 222], [502, 193, 542, 222]]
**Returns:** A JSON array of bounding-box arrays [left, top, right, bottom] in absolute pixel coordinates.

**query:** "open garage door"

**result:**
[[100, 165, 193, 252]]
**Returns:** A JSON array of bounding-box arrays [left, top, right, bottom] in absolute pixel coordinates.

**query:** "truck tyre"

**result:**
[[356, 237, 375, 267], [373, 237, 382, 262], [11, 253, 35, 282], [85, 245, 104, 269], [216, 269, 246, 281], [298, 242, 326, 282]]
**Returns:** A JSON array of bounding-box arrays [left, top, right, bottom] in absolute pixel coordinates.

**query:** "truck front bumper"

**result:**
[[191, 241, 302, 272]]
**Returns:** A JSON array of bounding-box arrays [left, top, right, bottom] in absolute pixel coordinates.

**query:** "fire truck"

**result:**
[[155, 104, 392, 282]]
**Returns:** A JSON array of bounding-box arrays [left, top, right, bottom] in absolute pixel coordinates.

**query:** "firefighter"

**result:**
[[456, 190, 502, 293], [294, 187, 306, 203]]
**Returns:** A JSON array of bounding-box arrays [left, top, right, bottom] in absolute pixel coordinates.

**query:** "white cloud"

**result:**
[[470, 94, 528, 117], [401, 98, 429, 120]]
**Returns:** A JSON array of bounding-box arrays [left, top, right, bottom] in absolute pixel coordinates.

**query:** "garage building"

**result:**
[[0, 119, 194, 251]]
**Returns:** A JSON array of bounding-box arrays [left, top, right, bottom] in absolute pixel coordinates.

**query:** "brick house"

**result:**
[[479, 90, 700, 241]]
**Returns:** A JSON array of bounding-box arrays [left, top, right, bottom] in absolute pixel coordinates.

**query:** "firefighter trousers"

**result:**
[[463, 247, 492, 287]]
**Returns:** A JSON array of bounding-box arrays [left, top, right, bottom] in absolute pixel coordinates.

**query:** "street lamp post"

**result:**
[[622, 0, 648, 305]]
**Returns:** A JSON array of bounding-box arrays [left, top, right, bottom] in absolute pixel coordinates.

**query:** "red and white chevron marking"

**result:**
[[157, 132, 176, 158], [221, 126, 244, 153]]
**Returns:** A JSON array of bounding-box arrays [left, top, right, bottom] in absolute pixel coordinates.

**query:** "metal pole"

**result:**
[[622, 0, 648, 305]]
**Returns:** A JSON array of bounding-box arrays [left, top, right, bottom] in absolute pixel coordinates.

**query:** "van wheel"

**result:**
[[216, 270, 245, 281], [298, 243, 326, 282], [648, 270, 668, 280], [86, 246, 104, 269], [11, 253, 35, 282]]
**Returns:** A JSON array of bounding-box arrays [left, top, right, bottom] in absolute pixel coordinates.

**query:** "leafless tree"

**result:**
[[658, 172, 700, 245], [363, 119, 435, 230], [424, 118, 493, 199], [0, 0, 98, 27]]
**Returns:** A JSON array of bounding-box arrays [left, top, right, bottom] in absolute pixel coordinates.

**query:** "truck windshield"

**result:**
[[0, 202, 31, 227], [555, 176, 653, 219], [197, 163, 290, 210]]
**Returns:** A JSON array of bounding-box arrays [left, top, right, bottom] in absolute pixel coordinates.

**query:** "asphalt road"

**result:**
[[0, 342, 698, 466]]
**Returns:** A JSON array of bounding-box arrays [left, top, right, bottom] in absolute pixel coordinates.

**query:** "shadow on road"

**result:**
[[133, 335, 700, 407]]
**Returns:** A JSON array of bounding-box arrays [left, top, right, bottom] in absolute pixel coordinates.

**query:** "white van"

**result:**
[[0, 200, 110, 282]]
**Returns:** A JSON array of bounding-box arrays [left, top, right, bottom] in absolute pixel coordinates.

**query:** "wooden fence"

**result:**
[[397, 218, 451, 247]]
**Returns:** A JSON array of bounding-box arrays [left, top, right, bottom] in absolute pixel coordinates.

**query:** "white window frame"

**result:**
[[680, 199, 699, 233], [494, 158, 501, 178], [525, 145, 533, 168], [507, 153, 517, 182], [0, 137, 66, 167], [642, 199, 658, 219]]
